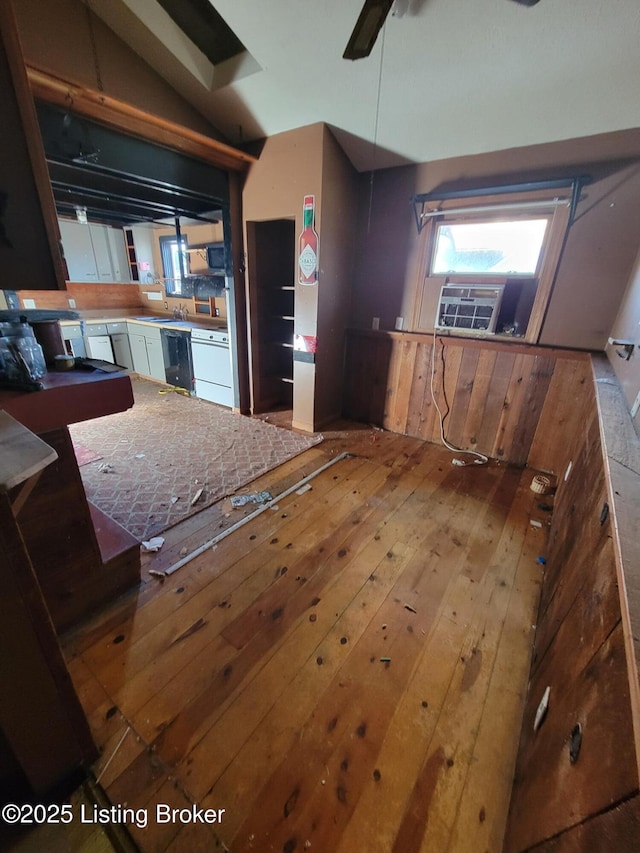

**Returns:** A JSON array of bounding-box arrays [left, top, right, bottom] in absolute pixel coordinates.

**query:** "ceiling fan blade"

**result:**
[[343, 0, 394, 61]]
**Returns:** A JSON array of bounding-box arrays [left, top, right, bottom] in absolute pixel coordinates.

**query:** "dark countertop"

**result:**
[[0, 369, 134, 434]]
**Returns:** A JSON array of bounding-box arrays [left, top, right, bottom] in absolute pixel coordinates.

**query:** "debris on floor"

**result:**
[[191, 487, 204, 506], [533, 685, 550, 731], [296, 483, 313, 496], [141, 536, 165, 552], [98, 462, 115, 474], [230, 491, 272, 508]]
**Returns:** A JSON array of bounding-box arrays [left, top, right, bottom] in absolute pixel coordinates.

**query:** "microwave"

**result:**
[[206, 242, 226, 272]]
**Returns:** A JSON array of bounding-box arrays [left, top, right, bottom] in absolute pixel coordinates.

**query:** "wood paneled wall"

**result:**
[[15, 282, 145, 311], [504, 377, 639, 850], [343, 330, 592, 472]]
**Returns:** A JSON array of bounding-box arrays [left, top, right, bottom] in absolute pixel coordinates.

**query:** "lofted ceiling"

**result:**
[[88, 0, 640, 172]]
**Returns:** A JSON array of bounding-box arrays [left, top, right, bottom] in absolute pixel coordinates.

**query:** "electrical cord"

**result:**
[[429, 328, 488, 466]]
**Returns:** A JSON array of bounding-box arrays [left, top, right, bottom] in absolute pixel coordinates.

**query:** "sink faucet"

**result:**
[[173, 303, 189, 320]]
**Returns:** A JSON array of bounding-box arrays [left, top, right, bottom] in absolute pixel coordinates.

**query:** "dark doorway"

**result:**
[[246, 219, 295, 413]]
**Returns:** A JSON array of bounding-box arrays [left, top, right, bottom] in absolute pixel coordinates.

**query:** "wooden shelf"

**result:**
[[194, 297, 214, 316], [0, 411, 58, 492], [125, 228, 139, 282]]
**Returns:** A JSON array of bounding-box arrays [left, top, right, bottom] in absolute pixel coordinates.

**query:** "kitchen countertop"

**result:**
[[59, 315, 228, 333], [0, 370, 134, 434]]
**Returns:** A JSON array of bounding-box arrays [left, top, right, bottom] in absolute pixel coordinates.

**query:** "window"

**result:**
[[431, 219, 548, 276], [410, 190, 573, 343], [160, 236, 189, 295]]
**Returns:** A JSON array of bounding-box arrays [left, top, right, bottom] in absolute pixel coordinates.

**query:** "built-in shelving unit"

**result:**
[[194, 296, 215, 316], [269, 286, 295, 390], [247, 220, 295, 412], [124, 228, 139, 281]]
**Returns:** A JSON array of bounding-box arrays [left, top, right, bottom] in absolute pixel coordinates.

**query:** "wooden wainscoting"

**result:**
[[344, 329, 592, 472], [502, 353, 640, 852]]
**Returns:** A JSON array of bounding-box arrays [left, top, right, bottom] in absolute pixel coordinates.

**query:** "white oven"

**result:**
[[190, 327, 233, 407]]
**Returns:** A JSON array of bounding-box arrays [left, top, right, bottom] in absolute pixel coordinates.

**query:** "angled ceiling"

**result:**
[[88, 0, 640, 172]]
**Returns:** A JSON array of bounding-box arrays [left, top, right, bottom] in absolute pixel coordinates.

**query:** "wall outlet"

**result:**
[[23, 298, 36, 309], [68, 298, 76, 308], [372, 317, 380, 330], [395, 316, 404, 331]]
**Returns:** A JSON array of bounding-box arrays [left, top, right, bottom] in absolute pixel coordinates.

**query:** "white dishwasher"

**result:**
[[191, 328, 233, 407]]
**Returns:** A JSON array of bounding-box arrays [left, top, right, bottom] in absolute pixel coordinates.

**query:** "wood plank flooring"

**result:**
[[61, 422, 547, 852]]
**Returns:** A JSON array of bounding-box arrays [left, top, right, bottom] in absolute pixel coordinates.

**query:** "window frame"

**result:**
[[160, 234, 189, 295], [410, 189, 572, 344]]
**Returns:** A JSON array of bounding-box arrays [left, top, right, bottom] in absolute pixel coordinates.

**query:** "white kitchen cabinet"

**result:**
[[129, 333, 150, 376], [58, 219, 131, 283], [144, 337, 165, 382], [59, 219, 98, 281], [127, 323, 165, 381], [60, 321, 86, 357], [89, 225, 114, 281], [106, 229, 130, 281], [84, 334, 114, 362], [111, 332, 133, 370]]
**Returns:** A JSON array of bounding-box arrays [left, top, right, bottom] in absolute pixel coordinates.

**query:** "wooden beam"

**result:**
[[26, 65, 257, 174], [0, 2, 67, 289]]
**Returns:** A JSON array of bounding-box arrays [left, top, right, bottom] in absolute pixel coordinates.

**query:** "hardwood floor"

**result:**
[[61, 423, 548, 852]]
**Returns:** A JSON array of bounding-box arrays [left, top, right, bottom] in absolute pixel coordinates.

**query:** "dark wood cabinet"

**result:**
[[0, 371, 140, 632]]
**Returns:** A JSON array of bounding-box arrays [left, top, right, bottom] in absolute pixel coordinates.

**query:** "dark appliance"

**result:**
[[206, 242, 225, 272], [161, 327, 193, 392]]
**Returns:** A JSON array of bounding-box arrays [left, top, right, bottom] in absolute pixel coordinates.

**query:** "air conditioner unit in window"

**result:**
[[436, 284, 504, 335]]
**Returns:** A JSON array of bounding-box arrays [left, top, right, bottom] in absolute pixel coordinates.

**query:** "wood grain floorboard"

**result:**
[[62, 425, 545, 852]]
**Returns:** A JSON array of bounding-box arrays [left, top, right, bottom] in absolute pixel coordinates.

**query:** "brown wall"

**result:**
[[315, 126, 360, 427], [242, 123, 361, 429], [349, 130, 640, 352], [242, 123, 324, 430], [13, 0, 224, 139]]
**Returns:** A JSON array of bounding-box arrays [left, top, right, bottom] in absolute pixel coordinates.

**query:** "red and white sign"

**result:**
[[298, 195, 319, 285]]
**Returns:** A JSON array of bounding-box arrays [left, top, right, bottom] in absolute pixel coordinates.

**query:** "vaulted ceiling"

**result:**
[[88, 0, 640, 172]]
